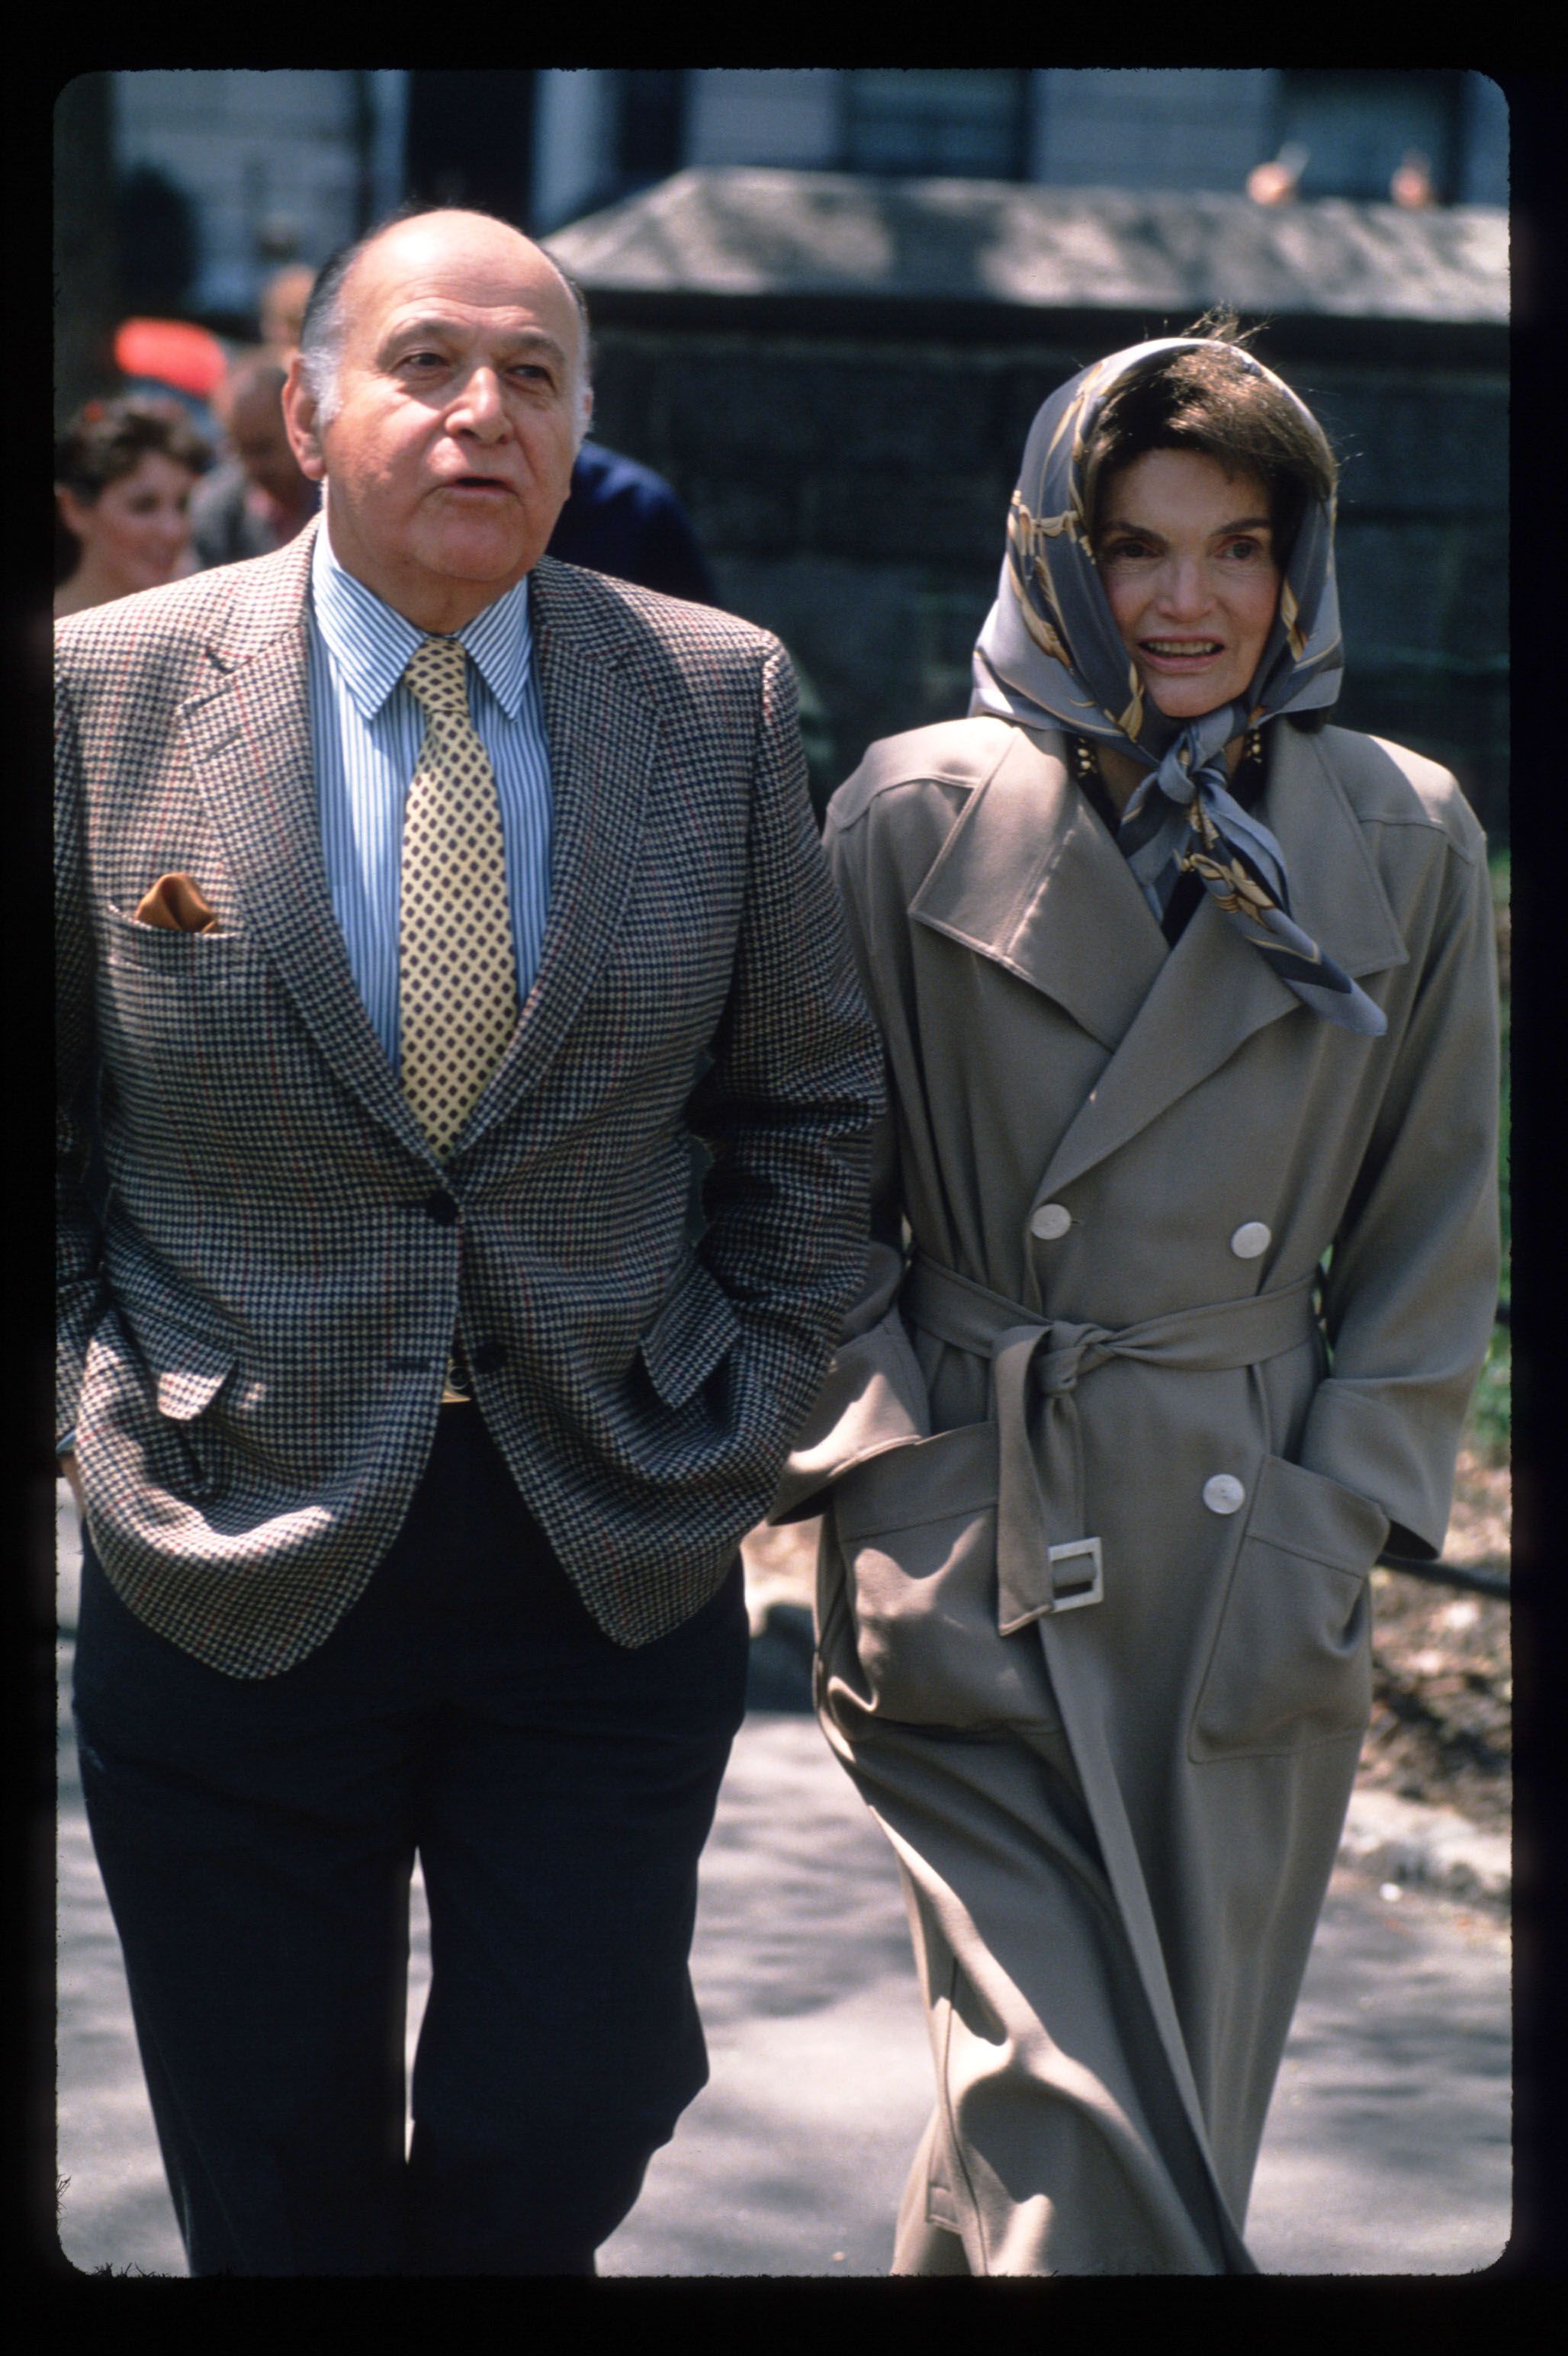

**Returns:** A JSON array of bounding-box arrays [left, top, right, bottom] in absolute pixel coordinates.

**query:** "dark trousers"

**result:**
[[71, 1408, 750, 2276]]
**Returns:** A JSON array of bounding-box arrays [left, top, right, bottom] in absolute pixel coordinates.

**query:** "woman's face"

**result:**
[[1095, 448, 1281, 722], [58, 452, 198, 593]]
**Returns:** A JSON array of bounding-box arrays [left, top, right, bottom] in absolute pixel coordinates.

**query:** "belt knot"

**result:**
[[900, 1252, 1320, 1640], [1030, 1318, 1115, 1394]]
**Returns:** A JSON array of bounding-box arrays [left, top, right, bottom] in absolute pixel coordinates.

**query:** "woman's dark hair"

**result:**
[[1084, 310, 1336, 566], [55, 396, 212, 582]]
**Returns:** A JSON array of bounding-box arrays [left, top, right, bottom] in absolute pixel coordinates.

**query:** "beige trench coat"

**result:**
[[774, 715, 1499, 2274]]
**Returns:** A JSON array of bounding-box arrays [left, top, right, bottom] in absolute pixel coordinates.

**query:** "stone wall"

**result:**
[[583, 324, 1507, 841]]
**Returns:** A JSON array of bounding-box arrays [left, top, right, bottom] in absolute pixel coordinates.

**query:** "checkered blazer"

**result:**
[[56, 523, 882, 1676]]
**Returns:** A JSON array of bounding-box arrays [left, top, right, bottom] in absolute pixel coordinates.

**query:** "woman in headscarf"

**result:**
[[774, 320, 1500, 2274]]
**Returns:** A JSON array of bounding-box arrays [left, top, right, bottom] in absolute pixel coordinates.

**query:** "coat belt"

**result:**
[[901, 1254, 1321, 1636]]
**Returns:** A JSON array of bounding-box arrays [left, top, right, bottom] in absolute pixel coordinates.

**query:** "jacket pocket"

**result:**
[[1188, 1452, 1389, 1762], [120, 1300, 236, 1498], [101, 898, 251, 971], [638, 1252, 742, 1411], [827, 1421, 1060, 1731]]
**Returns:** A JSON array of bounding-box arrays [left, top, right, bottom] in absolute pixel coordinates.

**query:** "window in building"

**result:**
[[1273, 69, 1466, 203], [843, 69, 1030, 180], [404, 70, 535, 223]]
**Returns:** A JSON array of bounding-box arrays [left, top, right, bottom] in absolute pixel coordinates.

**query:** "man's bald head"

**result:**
[[260, 262, 316, 358], [297, 207, 593, 452], [217, 353, 313, 513], [218, 353, 288, 429], [281, 206, 589, 630]]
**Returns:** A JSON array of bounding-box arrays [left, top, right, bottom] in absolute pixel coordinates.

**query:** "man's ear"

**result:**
[[282, 355, 328, 484]]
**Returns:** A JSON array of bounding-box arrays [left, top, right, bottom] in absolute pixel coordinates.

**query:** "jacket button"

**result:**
[[1203, 1474, 1247, 1515], [469, 1342, 506, 1374], [423, 1191, 459, 1226], [1229, 1221, 1271, 1259], [1030, 1202, 1072, 1240]]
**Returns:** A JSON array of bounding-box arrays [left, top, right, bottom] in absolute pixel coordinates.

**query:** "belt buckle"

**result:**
[[1046, 1536, 1103, 1612]]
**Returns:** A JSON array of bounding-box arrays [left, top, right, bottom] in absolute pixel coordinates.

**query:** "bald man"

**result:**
[[260, 259, 316, 361], [189, 352, 320, 567], [56, 207, 880, 2276]]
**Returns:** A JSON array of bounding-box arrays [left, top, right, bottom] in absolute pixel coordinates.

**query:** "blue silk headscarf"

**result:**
[[969, 336, 1385, 1037]]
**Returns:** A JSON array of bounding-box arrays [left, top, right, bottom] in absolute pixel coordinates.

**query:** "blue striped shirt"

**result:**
[[307, 525, 553, 1069]]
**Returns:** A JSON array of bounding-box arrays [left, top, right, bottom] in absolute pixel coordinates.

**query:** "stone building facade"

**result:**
[[88, 69, 1509, 328]]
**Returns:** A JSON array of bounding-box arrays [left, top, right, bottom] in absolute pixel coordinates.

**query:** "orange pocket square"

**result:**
[[134, 873, 220, 934]]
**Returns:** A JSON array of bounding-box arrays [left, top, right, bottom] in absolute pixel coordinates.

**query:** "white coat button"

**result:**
[[1203, 1474, 1247, 1515], [1030, 1202, 1072, 1240], [1229, 1221, 1271, 1259]]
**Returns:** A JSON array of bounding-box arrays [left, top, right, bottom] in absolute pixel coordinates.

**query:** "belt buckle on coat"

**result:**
[[1046, 1536, 1104, 1611]]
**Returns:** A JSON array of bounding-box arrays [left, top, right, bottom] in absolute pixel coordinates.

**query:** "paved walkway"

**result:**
[[53, 1493, 1512, 2278]]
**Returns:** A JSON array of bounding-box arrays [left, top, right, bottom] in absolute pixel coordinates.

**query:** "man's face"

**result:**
[[283, 212, 585, 632], [229, 381, 310, 509], [261, 265, 313, 356]]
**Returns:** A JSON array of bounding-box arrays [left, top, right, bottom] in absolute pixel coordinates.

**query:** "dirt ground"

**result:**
[[1358, 1450, 1511, 1833], [741, 1448, 1512, 1834]]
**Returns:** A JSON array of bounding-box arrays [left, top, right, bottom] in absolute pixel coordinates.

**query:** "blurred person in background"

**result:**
[[111, 315, 230, 442], [1245, 143, 1307, 205], [548, 437, 718, 606], [55, 397, 211, 616], [541, 429, 842, 812], [776, 319, 1499, 2274], [188, 352, 320, 567], [259, 260, 316, 362], [1390, 150, 1437, 208]]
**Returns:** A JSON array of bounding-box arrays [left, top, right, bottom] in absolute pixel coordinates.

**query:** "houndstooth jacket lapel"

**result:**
[[175, 522, 438, 1165], [172, 538, 664, 1168]]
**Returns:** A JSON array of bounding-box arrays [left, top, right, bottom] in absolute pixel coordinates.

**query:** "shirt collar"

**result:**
[[310, 521, 534, 722]]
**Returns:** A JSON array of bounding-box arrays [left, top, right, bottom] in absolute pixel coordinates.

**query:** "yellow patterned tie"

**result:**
[[398, 635, 519, 1159]]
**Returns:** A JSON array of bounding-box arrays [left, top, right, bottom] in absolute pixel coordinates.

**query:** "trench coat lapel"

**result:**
[[910, 725, 1168, 1051], [451, 559, 658, 1146], [1038, 722, 1410, 1197], [175, 528, 435, 1162]]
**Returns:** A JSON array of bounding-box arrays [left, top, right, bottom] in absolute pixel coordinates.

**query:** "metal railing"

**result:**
[[1366, 1291, 1509, 1599], [1377, 1552, 1508, 1601]]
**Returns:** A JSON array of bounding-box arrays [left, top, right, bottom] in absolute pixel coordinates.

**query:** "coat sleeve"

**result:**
[[1298, 813, 1501, 1557], [55, 662, 106, 1455], [684, 641, 886, 1484], [769, 783, 932, 1522]]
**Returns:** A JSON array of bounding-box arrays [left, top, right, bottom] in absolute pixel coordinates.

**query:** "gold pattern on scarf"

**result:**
[[1117, 666, 1145, 741], [1178, 792, 1277, 924], [1280, 578, 1307, 661], [1017, 578, 1073, 669], [1008, 492, 1084, 564], [1046, 384, 1090, 475]]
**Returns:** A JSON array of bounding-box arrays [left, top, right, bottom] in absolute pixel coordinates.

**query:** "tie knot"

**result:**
[[404, 635, 470, 718]]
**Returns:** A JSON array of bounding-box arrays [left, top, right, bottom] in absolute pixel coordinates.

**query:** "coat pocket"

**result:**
[[101, 898, 250, 970], [827, 1421, 1060, 1731], [1188, 1452, 1389, 1763], [638, 1252, 742, 1411], [120, 1300, 236, 1498]]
